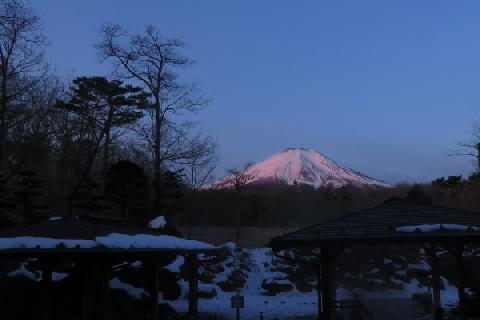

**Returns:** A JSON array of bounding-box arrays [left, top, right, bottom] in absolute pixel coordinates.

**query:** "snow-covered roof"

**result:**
[[396, 224, 480, 233], [0, 216, 219, 252], [271, 198, 480, 247], [0, 233, 215, 251]]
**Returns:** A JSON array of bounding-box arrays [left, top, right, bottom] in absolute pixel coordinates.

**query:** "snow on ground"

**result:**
[[4, 246, 464, 319], [8, 259, 39, 281], [48, 216, 63, 221], [164, 255, 185, 273], [148, 216, 167, 229], [167, 248, 322, 319], [109, 277, 148, 299], [396, 224, 480, 232], [7, 259, 68, 282], [166, 248, 462, 320]]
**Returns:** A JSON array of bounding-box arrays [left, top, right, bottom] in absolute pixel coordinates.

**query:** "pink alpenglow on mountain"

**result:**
[[211, 148, 389, 189]]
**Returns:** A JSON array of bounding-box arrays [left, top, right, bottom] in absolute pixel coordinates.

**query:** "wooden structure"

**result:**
[[270, 198, 480, 320], [0, 216, 222, 320]]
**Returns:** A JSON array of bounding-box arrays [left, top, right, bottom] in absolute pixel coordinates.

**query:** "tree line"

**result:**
[[0, 0, 217, 227], [0, 0, 478, 231], [178, 172, 480, 229]]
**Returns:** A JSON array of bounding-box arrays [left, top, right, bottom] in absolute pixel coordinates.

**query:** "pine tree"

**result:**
[[0, 173, 15, 228], [105, 160, 150, 224], [159, 170, 185, 217], [58, 76, 147, 177], [69, 179, 113, 217], [13, 170, 48, 224]]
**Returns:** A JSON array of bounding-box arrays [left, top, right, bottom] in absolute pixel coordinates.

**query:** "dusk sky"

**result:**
[[31, 1, 480, 184]]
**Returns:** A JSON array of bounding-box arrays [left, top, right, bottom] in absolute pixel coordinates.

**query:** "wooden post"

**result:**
[[79, 260, 99, 320], [99, 261, 111, 318], [80, 262, 90, 320], [187, 254, 199, 318], [327, 257, 336, 320], [428, 243, 441, 316], [455, 241, 467, 320], [316, 266, 322, 320], [41, 260, 53, 320], [320, 245, 336, 320], [149, 259, 160, 320]]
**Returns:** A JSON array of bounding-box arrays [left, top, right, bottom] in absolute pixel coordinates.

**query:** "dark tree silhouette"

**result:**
[[158, 170, 185, 219], [182, 138, 218, 238], [0, 172, 14, 227], [0, 0, 47, 170], [105, 160, 149, 223], [450, 121, 480, 173], [98, 24, 210, 217], [69, 179, 113, 217], [58, 76, 147, 177], [221, 162, 256, 243], [13, 170, 48, 223]]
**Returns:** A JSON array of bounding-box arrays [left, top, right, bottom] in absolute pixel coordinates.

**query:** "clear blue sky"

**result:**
[[31, 0, 480, 184]]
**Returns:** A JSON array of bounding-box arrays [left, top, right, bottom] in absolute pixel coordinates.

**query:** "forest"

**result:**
[[0, 0, 479, 234], [0, 0, 217, 229]]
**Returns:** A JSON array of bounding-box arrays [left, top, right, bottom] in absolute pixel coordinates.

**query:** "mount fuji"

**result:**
[[211, 148, 389, 189]]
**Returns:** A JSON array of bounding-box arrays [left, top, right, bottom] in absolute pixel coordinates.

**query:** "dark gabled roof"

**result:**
[[0, 216, 160, 239], [270, 198, 480, 248]]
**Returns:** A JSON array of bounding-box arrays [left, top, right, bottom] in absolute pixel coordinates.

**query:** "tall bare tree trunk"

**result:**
[[235, 195, 241, 244], [103, 129, 110, 174], [476, 143, 480, 172], [0, 72, 7, 172], [153, 96, 162, 215]]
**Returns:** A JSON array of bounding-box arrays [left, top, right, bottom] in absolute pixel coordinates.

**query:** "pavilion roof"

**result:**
[[270, 198, 480, 248]]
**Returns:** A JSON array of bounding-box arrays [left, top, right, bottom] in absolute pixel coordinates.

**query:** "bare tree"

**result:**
[[221, 162, 256, 244], [97, 23, 210, 215], [181, 136, 218, 239], [450, 121, 480, 173], [0, 0, 47, 170]]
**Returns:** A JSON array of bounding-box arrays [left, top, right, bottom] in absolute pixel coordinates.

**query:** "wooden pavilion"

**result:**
[[0, 216, 223, 320], [270, 198, 480, 320]]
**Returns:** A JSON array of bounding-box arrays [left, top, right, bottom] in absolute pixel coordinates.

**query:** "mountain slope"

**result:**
[[212, 148, 389, 189]]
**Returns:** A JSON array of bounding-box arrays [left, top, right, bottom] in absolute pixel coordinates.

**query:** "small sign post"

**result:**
[[231, 294, 244, 320]]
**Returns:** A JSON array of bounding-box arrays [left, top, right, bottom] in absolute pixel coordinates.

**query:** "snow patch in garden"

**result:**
[[109, 277, 148, 299], [164, 255, 185, 273], [48, 216, 63, 221], [148, 216, 166, 229]]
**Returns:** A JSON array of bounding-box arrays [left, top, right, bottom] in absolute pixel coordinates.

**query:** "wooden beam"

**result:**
[[316, 266, 322, 320], [422, 242, 442, 316], [149, 259, 160, 320], [320, 245, 337, 320], [430, 243, 441, 315], [187, 254, 199, 318], [80, 261, 96, 320], [40, 260, 53, 320], [443, 240, 467, 320], [98, 261, 111, 318], [455, 241, 467, 320]]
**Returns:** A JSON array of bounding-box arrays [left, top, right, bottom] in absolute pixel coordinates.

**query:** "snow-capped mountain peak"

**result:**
[[211, 148, 389, 189]]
